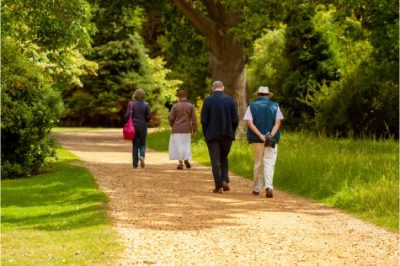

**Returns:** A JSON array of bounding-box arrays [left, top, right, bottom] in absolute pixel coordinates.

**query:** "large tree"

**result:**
[[172, 0, 248, 120]]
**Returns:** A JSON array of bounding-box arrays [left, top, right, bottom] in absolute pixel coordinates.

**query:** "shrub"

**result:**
[[1, 39, 65, 178]]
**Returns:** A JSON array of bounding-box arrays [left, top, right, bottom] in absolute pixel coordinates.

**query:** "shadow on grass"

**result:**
[[1, 162, 110, 231]]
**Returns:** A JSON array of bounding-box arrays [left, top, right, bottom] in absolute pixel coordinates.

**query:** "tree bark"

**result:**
[[208, 33, 247, 134], [172, 0, 248, 137]]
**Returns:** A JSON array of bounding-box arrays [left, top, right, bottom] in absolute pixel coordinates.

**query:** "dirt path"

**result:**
[[54, 129, 398, 265]]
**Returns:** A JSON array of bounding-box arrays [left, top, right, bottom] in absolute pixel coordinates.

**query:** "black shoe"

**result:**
[[252, 191, 260, 195], [184, 160, 191, 169], [213, 188, 223, 193], [177, 164, 183, 170], [266, 188, 273, 198], [222, 181, 230, 191]]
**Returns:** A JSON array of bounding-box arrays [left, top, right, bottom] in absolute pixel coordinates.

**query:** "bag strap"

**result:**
[[128, 101, 135, 124], [129, 101, 135, 115]]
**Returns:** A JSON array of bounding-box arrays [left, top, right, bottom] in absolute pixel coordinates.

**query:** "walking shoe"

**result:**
[[184, 160, 191, 169], [222, 181, 230, 191], [213, 187, 223, 193], [177, 164, 183, 170], [139, 156, 145, 168], [252, 191, 260, 195], [266, 188, 273, 198]]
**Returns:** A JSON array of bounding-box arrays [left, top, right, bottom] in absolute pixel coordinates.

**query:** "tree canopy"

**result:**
[[2, 0, 398, 178]]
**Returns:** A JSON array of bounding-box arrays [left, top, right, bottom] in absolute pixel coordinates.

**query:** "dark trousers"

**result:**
[[132, 125, 147, 168], [206, 137, 233, 189]]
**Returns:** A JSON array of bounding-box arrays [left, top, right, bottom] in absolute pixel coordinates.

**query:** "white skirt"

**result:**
[[169, 133, 192, 160]]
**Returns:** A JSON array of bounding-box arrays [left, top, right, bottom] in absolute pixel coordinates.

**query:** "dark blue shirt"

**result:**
[[125, 100, 152, 127], [201, 91, 239, 141]]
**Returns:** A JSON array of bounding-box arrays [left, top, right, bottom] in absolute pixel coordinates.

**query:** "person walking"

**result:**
[[125, 88, 152, 169], [201, 81, 239, 193], [243, 86, 284, 198], [168, 89, 197, 169]]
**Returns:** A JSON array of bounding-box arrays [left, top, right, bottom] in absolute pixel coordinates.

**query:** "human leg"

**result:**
[[220, 137, 233, 187], [132, 137, 140, 168], [263, 145, 278, 189], [206, 140, 223, 189], [135, 126, 147, 168], [137, 126, 147, 159], [252, 143, 265, 193]]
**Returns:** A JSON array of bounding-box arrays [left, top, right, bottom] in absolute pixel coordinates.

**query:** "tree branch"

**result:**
[[172, 0, 216, 37]]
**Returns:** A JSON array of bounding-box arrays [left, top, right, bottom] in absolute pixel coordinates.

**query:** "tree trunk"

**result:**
[[172, 0, 248, 137], [208, 34, 247, 137]]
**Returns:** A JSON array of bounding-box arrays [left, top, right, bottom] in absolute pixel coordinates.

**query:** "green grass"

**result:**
[[147, 129, 399, 231], [1, 148, 123, 266]]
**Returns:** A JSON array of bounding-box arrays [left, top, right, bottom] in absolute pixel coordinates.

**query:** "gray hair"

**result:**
[[212, 81, 224, 91], [132, 88, 145, 100]]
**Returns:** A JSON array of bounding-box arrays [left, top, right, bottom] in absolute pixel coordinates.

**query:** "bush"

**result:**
[[1, 39, 65, 178]]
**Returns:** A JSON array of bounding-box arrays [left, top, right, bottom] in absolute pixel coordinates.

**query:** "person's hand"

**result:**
[[259, 134, 266, 142], [264, 134, 277, 148]]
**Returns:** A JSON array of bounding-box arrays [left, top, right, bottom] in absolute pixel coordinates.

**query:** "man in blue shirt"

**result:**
[[244, 86, 284, 198], [201, 81, 239, 193]]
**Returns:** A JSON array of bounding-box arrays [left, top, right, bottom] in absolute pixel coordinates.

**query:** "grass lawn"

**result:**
[[147, 129, 399, 231], [1, 148, 123, 265]]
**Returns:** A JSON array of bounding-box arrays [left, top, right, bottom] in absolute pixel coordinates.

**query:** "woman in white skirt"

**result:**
[[169, 90, 197, 169]]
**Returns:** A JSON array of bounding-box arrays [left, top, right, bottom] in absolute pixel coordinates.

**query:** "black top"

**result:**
[[200, 91, 239, 141]]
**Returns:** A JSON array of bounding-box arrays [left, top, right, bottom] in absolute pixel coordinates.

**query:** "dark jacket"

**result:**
[[201, 91, 239, 141], [169, 99, 198, 134], [125, 100, 152, 127], [247, 96, 281, 143]]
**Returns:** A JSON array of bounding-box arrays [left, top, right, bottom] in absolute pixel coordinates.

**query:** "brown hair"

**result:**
[[176, 89, 187, 98], [132, 88, 145, 100]]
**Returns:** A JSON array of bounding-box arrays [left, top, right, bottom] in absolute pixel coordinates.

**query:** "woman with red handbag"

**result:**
[[125, 88, 152, 169]]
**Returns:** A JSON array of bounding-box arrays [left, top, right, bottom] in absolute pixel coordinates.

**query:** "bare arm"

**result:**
[[270, 119, 281, 138], [245, 120, 266, 142]]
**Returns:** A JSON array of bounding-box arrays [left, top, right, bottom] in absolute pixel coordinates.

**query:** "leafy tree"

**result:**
[[247, 25, 289, 103], [142, 3, 209, 101], [305, 1, 399, 137], [1, 0, 95, 178], [172, 0, 250, 120], [62, 0, 180, 126], [280, 3, 342, 128]]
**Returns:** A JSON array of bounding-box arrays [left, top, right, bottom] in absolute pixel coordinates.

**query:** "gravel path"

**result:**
[[54, 129, 399, 266]]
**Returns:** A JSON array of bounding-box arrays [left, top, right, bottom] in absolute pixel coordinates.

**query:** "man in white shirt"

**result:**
[[243, 86, 284, 198]]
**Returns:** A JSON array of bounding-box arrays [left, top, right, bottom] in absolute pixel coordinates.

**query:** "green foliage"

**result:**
[[1, 148, 122, 264], [63, 1, 180, 127], [1, 0, 96, 178], [140, 2, 209, 101], [304, 3, 399, 138], [274, 132, 399, 230], [1, 39, 65, 178], [281, 3, 341, 127], [2, 0, 97, 90], [247, 25, 289, 100]]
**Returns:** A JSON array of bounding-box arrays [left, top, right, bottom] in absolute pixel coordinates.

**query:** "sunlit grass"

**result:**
[[1, 148, 123, 265], [147, 129, 399, 231]]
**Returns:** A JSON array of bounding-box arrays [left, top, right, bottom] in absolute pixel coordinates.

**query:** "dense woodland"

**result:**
[[2, 0, 399, 178]]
